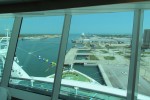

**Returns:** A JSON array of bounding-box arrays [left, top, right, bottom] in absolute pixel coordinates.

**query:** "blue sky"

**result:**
[[0, 10, 150, 34]]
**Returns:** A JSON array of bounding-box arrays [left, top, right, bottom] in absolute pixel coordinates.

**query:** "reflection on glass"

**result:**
[[60, 12, 133, 99], [9, 16, 64, 94], [0, 18, 14, 82], [138, 10, 150, 98], [60, 85, 126, 100]]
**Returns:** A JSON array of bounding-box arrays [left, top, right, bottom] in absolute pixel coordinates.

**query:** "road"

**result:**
[[94, 48, 150, 96]]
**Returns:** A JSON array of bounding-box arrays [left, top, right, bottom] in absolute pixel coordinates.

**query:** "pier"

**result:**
[[65, 48, 98, 65], [65, 48, 77, 65]]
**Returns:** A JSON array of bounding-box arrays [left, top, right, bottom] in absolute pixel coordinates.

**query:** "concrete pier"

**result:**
[[65, 48, 99, 65], [98, 64, 112, 87], [64, 48, 77, 65]]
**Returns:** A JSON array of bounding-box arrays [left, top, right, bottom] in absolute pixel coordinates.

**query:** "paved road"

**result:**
[[94, 48, 150, 96], [65, 48, 150, 96]]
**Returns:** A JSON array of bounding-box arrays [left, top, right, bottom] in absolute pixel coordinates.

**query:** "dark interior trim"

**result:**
[[0, 0, 144, 14]]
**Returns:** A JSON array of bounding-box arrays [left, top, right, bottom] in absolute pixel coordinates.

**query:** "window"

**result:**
[[1, 6, 150, 100], [9, 16, 64, 95], [138, 10, 150, 98], [59, 12, 133, 99], [0, 17, 14, 82]]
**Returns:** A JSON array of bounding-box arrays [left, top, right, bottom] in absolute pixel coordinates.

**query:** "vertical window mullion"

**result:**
[[127, 9, 143, 100], [51, 14, 72, 100]]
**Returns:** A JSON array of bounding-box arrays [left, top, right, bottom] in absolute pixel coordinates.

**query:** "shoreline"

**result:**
[[19, 34, 61, 40]]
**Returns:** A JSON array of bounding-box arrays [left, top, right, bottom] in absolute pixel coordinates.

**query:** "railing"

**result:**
[[1, 76, 126, 99], [0, 76, 150, 100], [0, 37, 10, 53]]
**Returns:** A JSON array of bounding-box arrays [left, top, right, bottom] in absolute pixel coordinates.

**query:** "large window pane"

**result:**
[[60, 12, 133, 99], [0, 17, 14, 82], [9, 16, 64, 95], [138, 10, 150, 99]]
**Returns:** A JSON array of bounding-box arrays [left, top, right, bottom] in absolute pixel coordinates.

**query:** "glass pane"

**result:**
[[0, 17, 14, 82], [9, 16, 64, 95], [60, 12, 133, 99], [138, 10, 150, 99]]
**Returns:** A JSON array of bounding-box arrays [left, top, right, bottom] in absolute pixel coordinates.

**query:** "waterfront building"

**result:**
[[143, 29, 150, 49]]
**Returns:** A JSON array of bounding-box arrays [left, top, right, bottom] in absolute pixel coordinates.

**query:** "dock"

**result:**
[[64, 48, 98, 65], [64, 48, 77, 65]]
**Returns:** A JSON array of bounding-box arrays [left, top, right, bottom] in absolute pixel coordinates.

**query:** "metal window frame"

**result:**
[[0, 9, 146, 100], [51, 14, 72, 100], [0, 17, 23, 87], [127, 9, 144, 100]]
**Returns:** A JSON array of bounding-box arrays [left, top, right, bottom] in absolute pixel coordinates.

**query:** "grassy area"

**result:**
[[104, 56, 115, 60], [142, 52, 150, 54], [124, 45, 131, 48], [77, 50, 90, 53], [89, 55, 99, 60], [141, 54, 146, 57], [116, 51, 123, 55], [85, 43, 91, 47], [62, 72, 91, 82], [124, 55, 131, 59], [108, 46, 118, 49], [97, 45, 104, 49], [125, 50, 131, 53], [100, 50, 108, 53]]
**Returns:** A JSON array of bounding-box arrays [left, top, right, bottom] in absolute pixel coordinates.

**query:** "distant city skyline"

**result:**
[[0, 10, 150, 34]]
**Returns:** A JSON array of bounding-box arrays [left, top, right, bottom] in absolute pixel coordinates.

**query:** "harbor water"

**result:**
[[15, 34, 104, 84]]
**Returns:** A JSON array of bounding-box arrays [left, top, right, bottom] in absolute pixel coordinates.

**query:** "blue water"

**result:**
[[16, 34, 80, 77]]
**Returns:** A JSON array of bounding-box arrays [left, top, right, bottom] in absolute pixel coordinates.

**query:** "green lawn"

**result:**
[[108, 46, 117, 49], [100, 50, 108, 53], [104, 56, 115, 60], [124, 55, 130, 59], [62, 72, 91, 82], [116, 51, 123, 55], [89, 55, 99, 60], [143, 52, 150, 54]]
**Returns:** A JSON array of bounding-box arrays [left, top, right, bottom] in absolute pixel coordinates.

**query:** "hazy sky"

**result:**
[[0, 10, 150, 34]]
